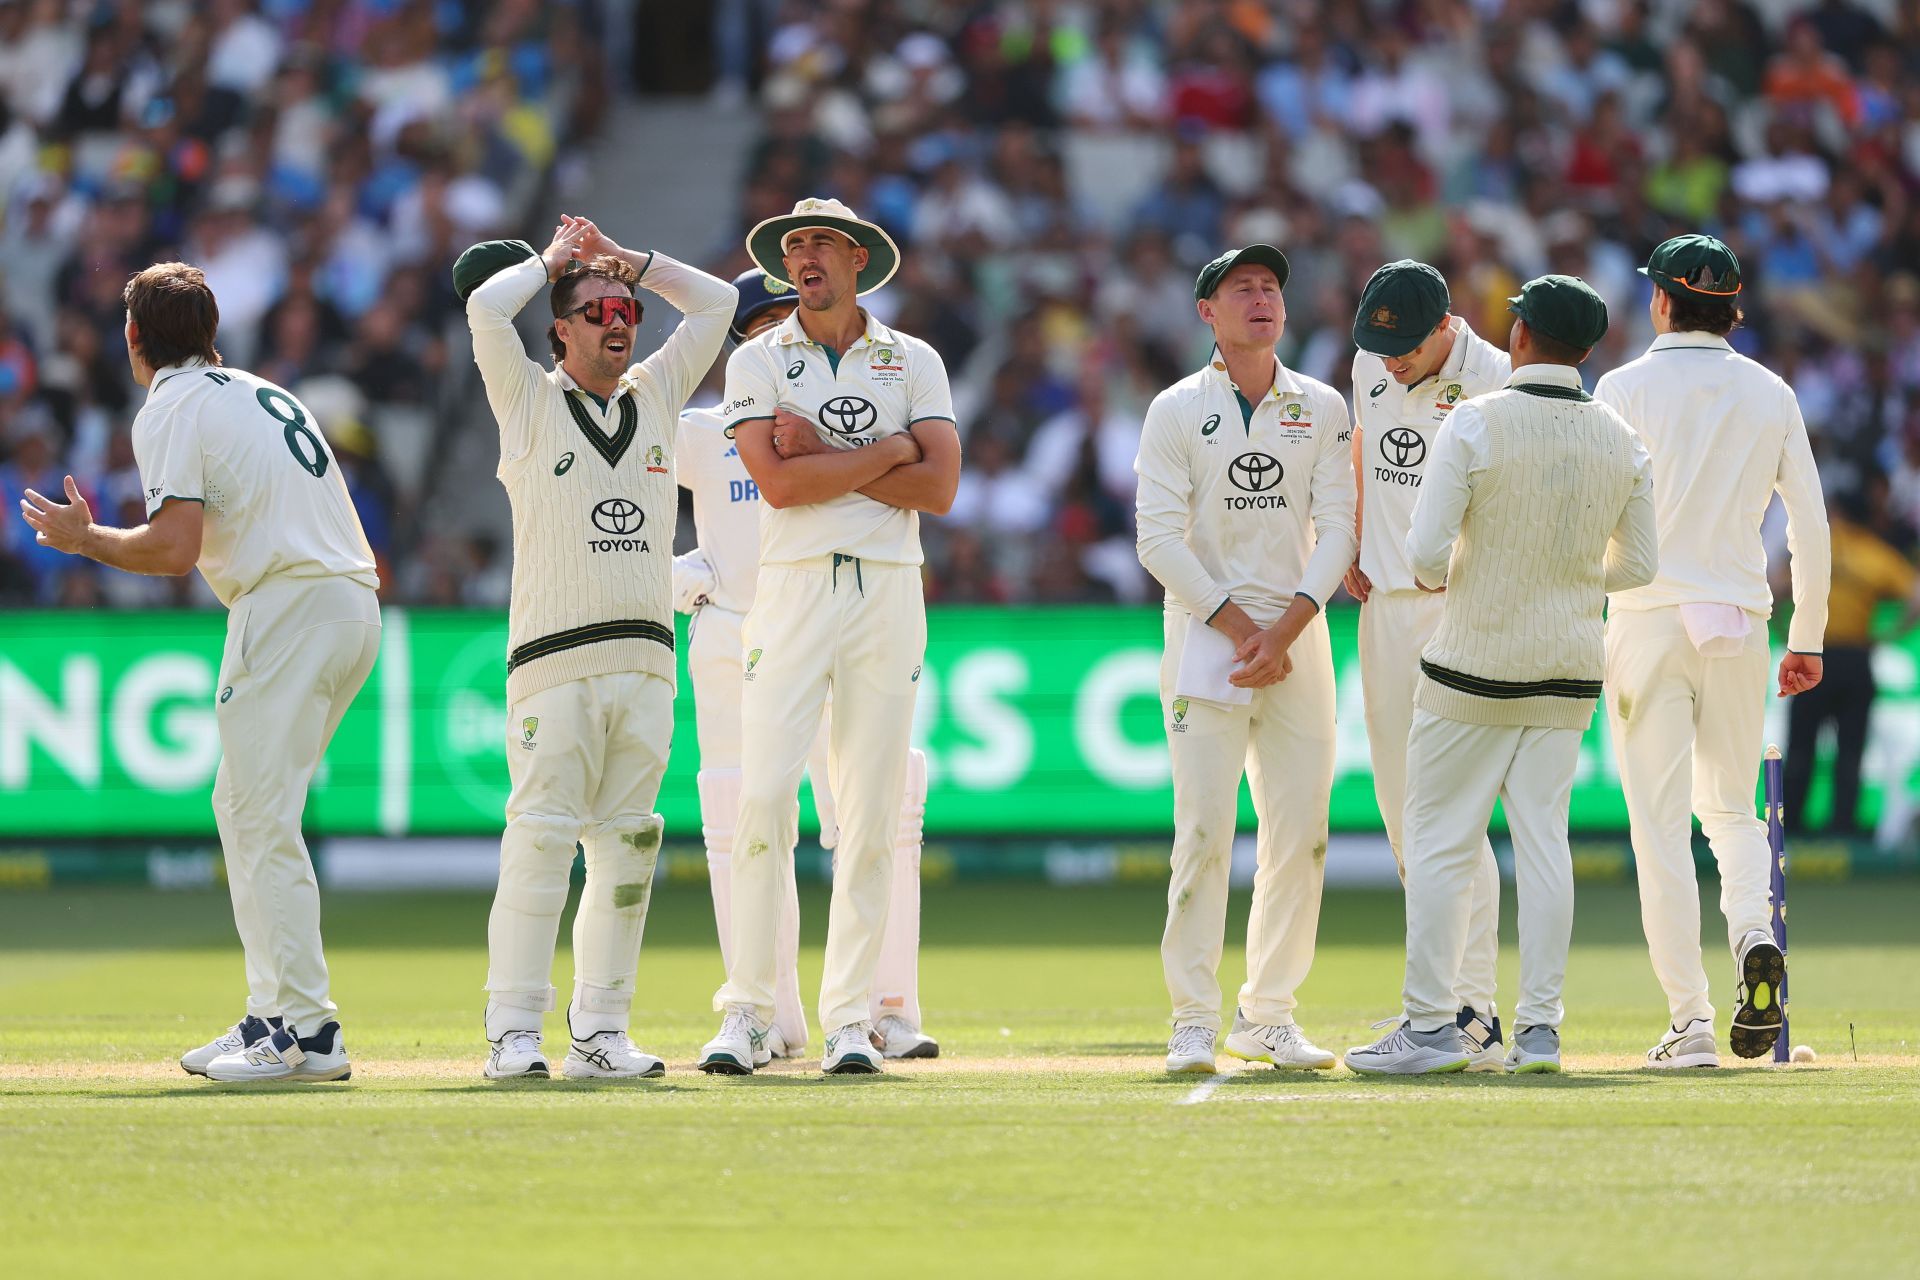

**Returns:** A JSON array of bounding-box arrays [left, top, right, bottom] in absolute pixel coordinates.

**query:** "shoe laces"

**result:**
[[1362, 1023, 1419, 1056], [495, 1029, 542, 1056], [875, 1014, 916, 1040], [719, 1010, 758, 1042], [831, 1021, 876, 1052], [1171, 1024, 1213, 1055]]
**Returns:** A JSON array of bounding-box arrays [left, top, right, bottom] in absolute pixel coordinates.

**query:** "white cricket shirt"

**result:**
[[132, 359, 379, 607], [675, 405, 762, 614], [1594, 332, 1831, 653], [1351, 317, 1511, 595], [721, 309, 954, 566], [1134, 353, 1357, 623]]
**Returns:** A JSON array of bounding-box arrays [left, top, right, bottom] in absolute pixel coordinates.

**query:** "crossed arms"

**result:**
[[734, 410, 961, 514]]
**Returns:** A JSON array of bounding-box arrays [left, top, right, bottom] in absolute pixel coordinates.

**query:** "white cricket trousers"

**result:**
[[215, 575, 380, 1033], [689, 602, 927, 1048], [1360, 591, 1500, 1016], [715, 557, 925, 1032], [1402, 710, 1579, 1031], [484, 669, 671, 1040], [1605, 607, 1774, 1028], [1159, 608, 1335, 1031]]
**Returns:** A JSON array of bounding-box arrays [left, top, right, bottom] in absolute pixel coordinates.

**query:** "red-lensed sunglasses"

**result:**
[[560, 295, 641, 326]]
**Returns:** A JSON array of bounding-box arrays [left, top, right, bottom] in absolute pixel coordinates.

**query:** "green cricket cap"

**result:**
[[452, 239, 539, 303], [1639, 233, 1743, 298], [1194, 244, 1290, 301], [1352, 260, 1451, 357], [1506, 274, 1609, 351]]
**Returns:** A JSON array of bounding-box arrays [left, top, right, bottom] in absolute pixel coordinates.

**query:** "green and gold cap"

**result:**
[[1639, 233, 1742, 298], [1352, 260, 1450, 357], [1507, 274, 1609, 351], [1194, 244, 1290, 301], [452, 239, 539, 302]]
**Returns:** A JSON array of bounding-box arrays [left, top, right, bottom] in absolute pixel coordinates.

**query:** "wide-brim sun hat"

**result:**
[[746, 197, 901, 296]]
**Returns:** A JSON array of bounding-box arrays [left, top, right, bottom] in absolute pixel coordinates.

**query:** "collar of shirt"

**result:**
[[554, 363, 633, 406], [147, 358, 212, 396], [771, 306, 896, 351], [1202, 347, 1304, 399], [1649, 331, 1734, 353], [1506, 363, 1586, 392]]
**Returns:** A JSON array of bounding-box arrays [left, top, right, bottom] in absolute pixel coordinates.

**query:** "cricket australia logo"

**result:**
[[1285, 402, 1303, 422], [818, 395, 878, 437], [745, 648, 763, 680], [646, 444, 667, 473], [521, 717, 539, 750], [1171, 697, 1190, 732], [1225, 452, 1286, 508]]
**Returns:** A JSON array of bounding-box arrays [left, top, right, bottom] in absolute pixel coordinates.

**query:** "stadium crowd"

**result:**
[[2, 0, 1919, 611]]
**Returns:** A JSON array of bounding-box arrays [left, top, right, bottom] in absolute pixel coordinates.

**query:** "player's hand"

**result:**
[[771, 410, 831, 458], [1228, 625, 1295, 688], [19, 475, 94, 556], [570, 216, 625, 261], [1778, 652, 1823, 698], [542, 216, 590, 279], [1344, 563, 1371, 603], [1416, 578, 1446, 594]]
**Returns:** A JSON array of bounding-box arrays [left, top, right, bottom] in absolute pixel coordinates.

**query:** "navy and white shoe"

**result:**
[[484, 1030, 549, 1079], [562, 1031, 665, 1080], [205, 1021, 351, 1082], [1647, 1017, 1719, 1069], [181, 1014, 281, 1077], [1458, 1005, 1505, 1073], [1730, 931, 1786, 1060]]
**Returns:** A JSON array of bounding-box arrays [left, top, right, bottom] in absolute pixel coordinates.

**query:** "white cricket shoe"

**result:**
[[181, 1014, 278, 1077], [874, 1014, 939, 1060], [1647, 1017, 1719, 1070], [1344, 1021, 1471, 1075], [821, 1020, 883, 1074], [1222, 1011, 1337, 1070], [1505, 1024, 1562, 1074], [484, 1030, 549, 1079], [765, 1024, 796, 1060], [563, 1031, 665, 1080], [1166, 1023, 1217, 1074], [205, 1023, 351, 1083], [699, 1006, 769, 1075], [1458, 1006, 1506, 1073], [1730, 930, 1786, 1060]]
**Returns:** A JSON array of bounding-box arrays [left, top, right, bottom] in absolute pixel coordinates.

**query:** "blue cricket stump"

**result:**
[[1763, 745, 1791, 1064]]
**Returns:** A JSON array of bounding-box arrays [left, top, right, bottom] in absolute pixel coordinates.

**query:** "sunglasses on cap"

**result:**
[[1661, 263, 1742, 296], [560, 295, 641, 326]]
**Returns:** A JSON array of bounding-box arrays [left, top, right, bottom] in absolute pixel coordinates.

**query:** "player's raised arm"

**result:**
[[568, 217, 737, 413], [456, 221, 587, 462]]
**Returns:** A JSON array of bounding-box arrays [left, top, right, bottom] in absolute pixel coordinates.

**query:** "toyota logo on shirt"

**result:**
[[1380, 427, 1427, 468], [1373, 428, 1428, 489], [587, 498, 650, 552], [1224, 452, 1288, 509], [817, 396, 878, 436], [591, 498, 645, 534]]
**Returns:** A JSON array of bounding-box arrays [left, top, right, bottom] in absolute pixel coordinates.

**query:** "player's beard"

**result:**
[[586, 335, 628, 381]]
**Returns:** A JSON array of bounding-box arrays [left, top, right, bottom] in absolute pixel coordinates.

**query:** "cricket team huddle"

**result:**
[[16, 192, 1827, 1082]]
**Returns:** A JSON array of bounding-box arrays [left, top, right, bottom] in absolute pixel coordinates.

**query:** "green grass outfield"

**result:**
[[3, 880, 1916, 1278]]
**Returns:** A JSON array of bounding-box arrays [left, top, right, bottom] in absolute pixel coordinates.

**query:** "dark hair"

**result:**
[[123, 261, 222, 369], [1663, 290, 1744, 336], [546, 254, 641, 361], [1525, 327, 1591, 364]]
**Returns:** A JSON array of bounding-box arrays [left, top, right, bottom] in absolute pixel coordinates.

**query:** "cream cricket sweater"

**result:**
[[1405, 364, 1658, 729], [466, 253, 737, 704]]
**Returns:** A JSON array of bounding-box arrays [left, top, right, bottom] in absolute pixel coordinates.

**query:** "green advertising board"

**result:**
[[0, 607, 1914, 838]]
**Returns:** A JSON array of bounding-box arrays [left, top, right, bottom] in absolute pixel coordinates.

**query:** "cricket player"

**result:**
[[1346, 275, 1657, 1075], [1134, 244, 1357, 1075], [1595, 235, 1830, 1066], [675, 269, 938, 1062], [20, 262, 380, 1082], [697, 198, 959, 1076], [457, 216, 735, 1080], [1346, 260, 1512, 1070]]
